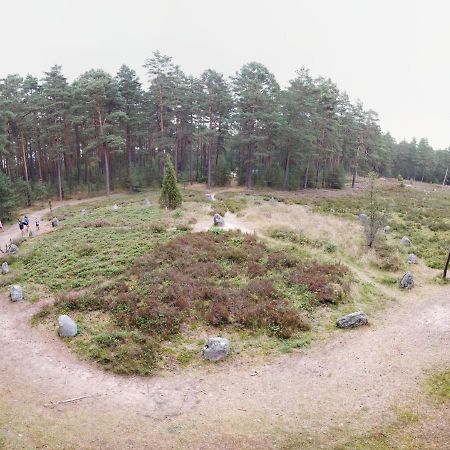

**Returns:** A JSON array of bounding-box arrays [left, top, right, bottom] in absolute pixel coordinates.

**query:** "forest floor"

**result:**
[[0, 181, 449, 449]]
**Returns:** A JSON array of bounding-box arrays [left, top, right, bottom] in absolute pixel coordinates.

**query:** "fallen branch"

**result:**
[[44, 394, 95, 408]]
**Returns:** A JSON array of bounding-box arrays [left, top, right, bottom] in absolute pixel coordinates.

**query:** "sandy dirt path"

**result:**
[[1, 197, 449, 449]]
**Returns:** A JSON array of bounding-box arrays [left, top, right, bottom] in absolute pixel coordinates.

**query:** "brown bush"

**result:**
[[65, 232, 348, 342]]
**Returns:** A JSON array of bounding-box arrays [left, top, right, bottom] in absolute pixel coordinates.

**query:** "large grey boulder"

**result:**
[[358, 213, 368, 223], [336, 311, 368, 329], [7, 244, 18, 255], [383, 225, 391, 233], [213, 213, 225, 227], [400, 272, 414, 289], [51, 217, 59, 227], [1, 262, 9, 274], [58, 315, 78, 337], [407, 254, 418, 264], [10, 285, 23, 302], [400, 236, 411, 246], [80, 208, 87, 216], [112, 204, 119, 211], [202, 337, 229, 361]]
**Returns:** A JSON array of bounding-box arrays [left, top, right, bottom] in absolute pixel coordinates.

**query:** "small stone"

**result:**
[[400, 272, 414, 289], [7, 244, 18, 255], [407, 254, 417, 264], [205, 193, 214, 201], [2, 262, 9, 274], [400, 236, 411, 246], [10, 285, 23, 302], [143, 199, 151, 207], [202, 337, 229, 361], [358, 213, 368, 222], [80, 209, 87, 216], [336, 311, 368, 328], [213, 213, 225, 227], [58, 315, 78, 337], [112, 204, 119, 211], [383, 226, 391, 233], [51, 217, 59, 227]]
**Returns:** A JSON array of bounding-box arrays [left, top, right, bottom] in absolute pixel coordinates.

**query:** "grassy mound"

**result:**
[[49, 231, 349, 374]]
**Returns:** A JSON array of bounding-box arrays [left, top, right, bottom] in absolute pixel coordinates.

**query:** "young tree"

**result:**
[[159, 155, 182, 209], [363, 172, 386, 248]]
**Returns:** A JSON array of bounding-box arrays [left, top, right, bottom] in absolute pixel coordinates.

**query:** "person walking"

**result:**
[[35, 217, 40, 232], [18, 219, 24, 237], [23, 215, 30, 232]]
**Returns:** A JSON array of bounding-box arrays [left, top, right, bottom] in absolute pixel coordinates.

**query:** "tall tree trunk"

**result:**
[[74, 125, 81, 184], [246, 143, 254, 189], [303, 162, 309, 189], [126, 123, 132, 190], [351, 166, 357, 188], [20, 130, 32, 206], [57, 157, 63, 201], [35, 126, 43, 182], [104, 147, 110, 196], [283, 150, 291, 191], [207, 137, 213, 190], [96, 105, 110, 196]]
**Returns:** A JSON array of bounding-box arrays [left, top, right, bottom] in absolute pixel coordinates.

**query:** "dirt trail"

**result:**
[[1, 198, 449, 449], [0, 194, 121, 251]]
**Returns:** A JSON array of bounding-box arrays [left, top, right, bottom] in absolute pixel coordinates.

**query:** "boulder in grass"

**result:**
[[400, 272, 414, 289], [2, 262, 9, 274], [58, 315, 78, 337], [51, 217, 59, 227], [143, 198, 151, 207], [10, 285, 23, 302], [213, 213, 225, 227], [80, 208, 87, 216], [336, 311, 368, 329], [7, 244, 18, 255], [358, 213, 368, 223], [400, 236, 411, 246], [202, 337, 229, 361], [383, 225, 391, 233], [407, 254, 417, 264], [112, 204, 119, 211]]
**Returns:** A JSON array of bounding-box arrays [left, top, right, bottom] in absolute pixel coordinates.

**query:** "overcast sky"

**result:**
[[1, 0, 449, 149]]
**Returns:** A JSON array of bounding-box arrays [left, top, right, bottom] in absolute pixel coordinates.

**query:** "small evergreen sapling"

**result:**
[[159, 156, 182, 209]]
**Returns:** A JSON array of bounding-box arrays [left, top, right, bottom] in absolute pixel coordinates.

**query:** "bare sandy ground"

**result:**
[[1, 195, 449, 449]]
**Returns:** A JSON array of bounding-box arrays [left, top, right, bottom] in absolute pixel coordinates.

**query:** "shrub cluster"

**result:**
[[57, 232, 349, 343]]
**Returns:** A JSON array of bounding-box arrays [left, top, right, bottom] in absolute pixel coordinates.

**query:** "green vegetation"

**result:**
[[427, 370, 450, 402], [159, 156, 182, 209], [0, 196, 188, 291], [44, 231, 349, 373], [273, 184, 450, 269], [2, 53, 449, 215]]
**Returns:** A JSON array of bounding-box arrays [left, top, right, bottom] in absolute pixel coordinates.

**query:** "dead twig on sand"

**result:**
[[44, 394, 97, 408]]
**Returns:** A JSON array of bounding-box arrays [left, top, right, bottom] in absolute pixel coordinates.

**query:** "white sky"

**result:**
[[1, 0, 449, 149]]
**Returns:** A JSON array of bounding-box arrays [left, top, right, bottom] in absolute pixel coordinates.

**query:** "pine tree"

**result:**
[[159, 155, 182, 209], [0, 171, 18, 220]]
